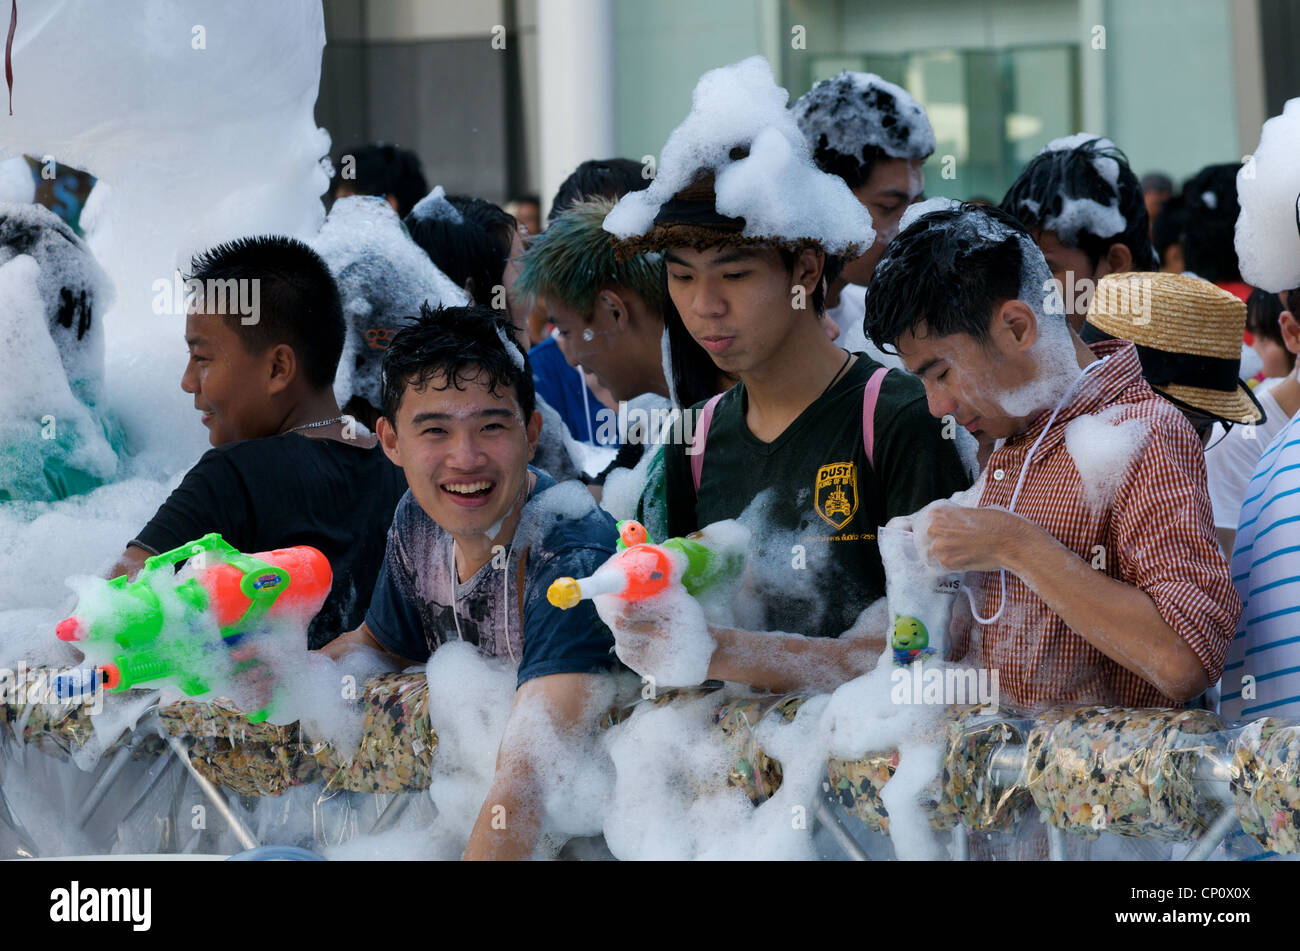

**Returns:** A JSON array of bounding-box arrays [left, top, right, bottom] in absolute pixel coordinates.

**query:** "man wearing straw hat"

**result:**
[[1080, 272, 1267, 561], [862, 203, 1238, 711], [1080, 272, 1266, 446]]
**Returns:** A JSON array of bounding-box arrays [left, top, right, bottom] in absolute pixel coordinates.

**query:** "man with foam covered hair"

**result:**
[[1000, 134, 1158, 330], [793, 72, 934, 352], [862, 202, 1238, 711], [599, 57, 969, 694], [321, 303, 621, 859]]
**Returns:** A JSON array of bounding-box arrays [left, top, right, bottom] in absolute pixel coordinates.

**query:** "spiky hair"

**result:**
[[516, 197, 665, 317]]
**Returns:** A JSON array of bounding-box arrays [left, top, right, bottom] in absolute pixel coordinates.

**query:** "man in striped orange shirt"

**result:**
[[863, 203, 1239, 711]]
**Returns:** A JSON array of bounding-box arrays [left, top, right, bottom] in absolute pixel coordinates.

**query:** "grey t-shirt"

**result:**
[[363, 467, 619, 687]]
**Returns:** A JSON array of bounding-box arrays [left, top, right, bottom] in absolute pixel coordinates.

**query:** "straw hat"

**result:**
[[1081, 271, 1265, 425]]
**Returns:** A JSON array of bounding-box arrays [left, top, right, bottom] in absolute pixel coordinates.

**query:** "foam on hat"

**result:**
[[603, 56, 875, 257], [1236, 97, 1300, 293], [792, 71, 936, 162]]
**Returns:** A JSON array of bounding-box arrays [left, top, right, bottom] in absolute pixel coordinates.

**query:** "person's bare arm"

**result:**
[[107, 544, 150, 580], [1216, 526, 1236, 561], [926, 506, 1211, 701], [463, 672, 602, 860], [704, 625, 883, 694], [316, 622, 418, 665], [607, 600, 885, 695]]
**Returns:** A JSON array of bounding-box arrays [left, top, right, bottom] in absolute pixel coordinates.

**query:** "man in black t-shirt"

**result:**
[[109, 237, 407, 648], [603, 64, 970, 694]]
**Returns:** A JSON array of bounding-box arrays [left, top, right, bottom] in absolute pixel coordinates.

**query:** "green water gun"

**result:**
[[55, 533, 332, 721]]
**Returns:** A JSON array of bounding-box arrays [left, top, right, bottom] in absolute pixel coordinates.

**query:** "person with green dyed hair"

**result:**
[[516, 196, 670, 406]]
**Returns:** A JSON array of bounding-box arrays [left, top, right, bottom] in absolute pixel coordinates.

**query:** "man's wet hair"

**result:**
[[187, 235, 344, 389], [381, 302, 535, 426], [548, 158, 650, 223], [329, 143, 428, 219], [862, 203, 1039, 353], [406, 195, 516, 309], [1000, 137, 1158, 272], [1182, 163, 1244, 284]]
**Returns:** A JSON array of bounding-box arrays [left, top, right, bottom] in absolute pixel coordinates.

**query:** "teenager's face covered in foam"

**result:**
[[381, 367, 542, 542], [663, 245, 819, 375], [181, 310, 286, 446], [894, 301, 1055, 442]]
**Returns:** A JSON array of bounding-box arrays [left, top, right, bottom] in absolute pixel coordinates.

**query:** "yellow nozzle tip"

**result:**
[[547, 578, 581, 610]]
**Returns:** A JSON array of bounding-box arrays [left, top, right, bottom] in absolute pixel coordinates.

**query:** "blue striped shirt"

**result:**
[[1221, 408, 1300, 721]]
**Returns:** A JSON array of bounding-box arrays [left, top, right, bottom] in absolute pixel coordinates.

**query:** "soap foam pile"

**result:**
[[603, 56, 875, 257], [1064, 405, 1152, 512], [2, 1, 331, 476], [310, 195, 466, 408], [1236, 97, 1300, 294], [0, 206, 119, 502]]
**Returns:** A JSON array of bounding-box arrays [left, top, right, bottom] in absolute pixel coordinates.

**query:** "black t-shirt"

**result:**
[[650, 355, 971, 639], [132, 434, 409, 649]]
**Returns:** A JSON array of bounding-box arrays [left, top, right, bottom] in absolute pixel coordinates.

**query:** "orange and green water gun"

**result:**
[[54, 533, 331, 722], [547, 519, 743, 610]]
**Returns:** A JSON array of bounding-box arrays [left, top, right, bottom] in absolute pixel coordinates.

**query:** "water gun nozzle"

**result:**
[[547, 578, 582, 610], [55, 617, 85, 642]]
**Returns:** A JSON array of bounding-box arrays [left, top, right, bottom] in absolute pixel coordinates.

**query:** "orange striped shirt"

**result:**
[[949, 340, 1239, 710]]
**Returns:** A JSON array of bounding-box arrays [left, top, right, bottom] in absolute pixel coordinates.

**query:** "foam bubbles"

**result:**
[[1236, 97, 1300, 293], [1064, 404, 1152, 512], [0, 158, 35, 203], [792, 71, 936, 162], [310, 196, 466, 408], [408, 185, 464, 224], [603, 56, 875, 257]]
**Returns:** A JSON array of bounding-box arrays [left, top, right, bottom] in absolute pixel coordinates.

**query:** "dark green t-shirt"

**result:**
[[639, 355, 970, 639]]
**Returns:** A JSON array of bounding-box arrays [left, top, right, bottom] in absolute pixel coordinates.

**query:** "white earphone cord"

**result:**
[[960, 356, 1109, 626], [447, 476, 530, 665]]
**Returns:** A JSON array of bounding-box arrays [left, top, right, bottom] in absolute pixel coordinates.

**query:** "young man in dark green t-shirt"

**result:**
[[603, 67, 970, 692]]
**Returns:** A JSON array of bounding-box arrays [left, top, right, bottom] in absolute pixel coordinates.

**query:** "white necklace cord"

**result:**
[[960, 355, 1109, 625], [447, 475, 531, 664]]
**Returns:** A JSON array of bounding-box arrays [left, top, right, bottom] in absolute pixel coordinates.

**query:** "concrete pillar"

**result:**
[[536, 0, 616, 219]]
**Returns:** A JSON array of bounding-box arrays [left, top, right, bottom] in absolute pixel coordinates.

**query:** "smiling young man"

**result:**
[[793, 72, 935, 354], [110, 237, 407, 649], [862, 204, 1239, 710], [319, 303, 620, 859]]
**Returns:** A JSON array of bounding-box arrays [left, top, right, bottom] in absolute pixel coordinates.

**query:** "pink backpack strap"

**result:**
[[862, 366, 889, 469], [690, 393, 725, 494]]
